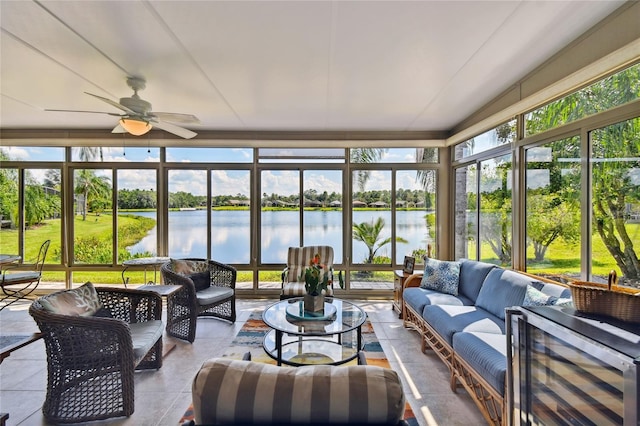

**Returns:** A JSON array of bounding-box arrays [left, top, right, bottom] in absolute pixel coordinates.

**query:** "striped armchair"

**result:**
[[281, 245, 334, 299]]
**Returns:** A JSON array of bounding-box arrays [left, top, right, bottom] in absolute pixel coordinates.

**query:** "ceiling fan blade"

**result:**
[[45, 108, 123, 116], [85, 92, 136, 114], [151, 112, 200, 124], [111, 123, 127, 133], [152, 120, 197, 139]]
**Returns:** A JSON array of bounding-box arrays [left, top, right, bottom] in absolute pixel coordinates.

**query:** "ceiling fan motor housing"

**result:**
[[119, 96, 152, 115], [120, 76, 152, 115]]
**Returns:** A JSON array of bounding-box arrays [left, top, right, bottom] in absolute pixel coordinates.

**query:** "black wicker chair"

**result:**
[[160, 258, 236, 343], [0, 239, 50, 310], [29, 287, 163, 424]]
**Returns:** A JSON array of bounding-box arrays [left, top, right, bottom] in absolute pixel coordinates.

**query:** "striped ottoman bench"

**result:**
[[187, 356, 406, 425]]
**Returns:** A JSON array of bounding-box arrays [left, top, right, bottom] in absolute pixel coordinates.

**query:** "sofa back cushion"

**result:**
[[475, 269, 534, 320], [192, 357, 405, 425], [420, 258, 461, 296], [39, 281, 102, 317], [458, 260, 498, 302]]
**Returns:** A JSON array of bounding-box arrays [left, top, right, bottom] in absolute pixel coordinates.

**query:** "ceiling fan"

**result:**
[[46, 76, 199, 139]]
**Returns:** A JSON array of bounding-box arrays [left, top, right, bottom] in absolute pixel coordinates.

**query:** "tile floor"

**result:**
[[0, 298, 486, 426]]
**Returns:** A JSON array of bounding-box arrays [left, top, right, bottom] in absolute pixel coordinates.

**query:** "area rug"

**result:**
[[179, 310, 417, 425]]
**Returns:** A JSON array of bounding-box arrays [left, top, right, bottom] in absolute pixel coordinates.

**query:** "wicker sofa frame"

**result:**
[[402, 269, 568, 426], [402, 274, 506, 425], [160, 258, 236, 343], [29, 287, 163, 424]]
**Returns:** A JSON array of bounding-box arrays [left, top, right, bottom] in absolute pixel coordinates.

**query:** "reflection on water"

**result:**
[[126, 210, 432, 264]]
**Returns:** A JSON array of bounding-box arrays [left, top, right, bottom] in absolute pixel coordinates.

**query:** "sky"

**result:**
[[2, 146, 429, 195]]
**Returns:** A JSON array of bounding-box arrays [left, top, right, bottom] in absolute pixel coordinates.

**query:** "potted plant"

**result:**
[[301, 253, 329, 312]]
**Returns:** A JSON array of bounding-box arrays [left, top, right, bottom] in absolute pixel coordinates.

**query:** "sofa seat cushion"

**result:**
[[475, 269, 535, 320], [196, 286, 234, 306], [453, 331, 507, 396], [192, 357, 405, 425], [129, 320, 164, 362], [422, 305, 505, 346], [404, 287, 473, 315], [458, 260, 497, 303]]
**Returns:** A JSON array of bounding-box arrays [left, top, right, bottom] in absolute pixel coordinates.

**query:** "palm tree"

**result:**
[[350, 148, 387, 192], [76, 147, 104, 162], [74, 170, 111, 220], [352, 217, 408, 264]]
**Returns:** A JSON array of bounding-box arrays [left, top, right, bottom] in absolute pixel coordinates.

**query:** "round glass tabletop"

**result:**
[[262, 297, 366, 337]]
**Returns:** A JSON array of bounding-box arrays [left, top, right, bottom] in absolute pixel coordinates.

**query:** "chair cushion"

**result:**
[[422, 305, 505, 346], [170, 258, 208, 275], [129, 320, 164, 362], [192, 357, 405, 425], [282, 282, 334, 297], [190, 271, 210, 292], [453, 331, 507, 396], [39, 282, 102, 317], [286, 246, 334, 284], [420, 258, 461, 296], [1, 271, 41, 284], [196, 286, 234, 305], [403, 287, 472, 315], [475, 269, 533, 320]]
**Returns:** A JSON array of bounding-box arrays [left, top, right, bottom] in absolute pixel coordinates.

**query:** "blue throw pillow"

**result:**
[[420, 258, 461, 296]]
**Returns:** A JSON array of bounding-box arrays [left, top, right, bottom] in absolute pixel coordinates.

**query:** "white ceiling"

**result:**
[[0, 1, 625, 136]]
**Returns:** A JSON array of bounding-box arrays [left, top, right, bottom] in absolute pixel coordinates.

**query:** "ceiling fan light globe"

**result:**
[[120, 118, 151, 136]]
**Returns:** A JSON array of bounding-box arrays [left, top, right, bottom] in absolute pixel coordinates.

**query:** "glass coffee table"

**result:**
[[262, 297, 367, 366]]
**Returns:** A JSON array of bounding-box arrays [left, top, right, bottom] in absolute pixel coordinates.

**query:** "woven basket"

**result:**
[[569, 271, 640, 324]]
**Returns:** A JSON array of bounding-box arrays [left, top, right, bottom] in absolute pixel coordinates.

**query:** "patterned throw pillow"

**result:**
[[522, 285, 574, 307], [40, 281, 102, 316], [171, 258, 208, 275], [522, 285, 553, 306], [551, 297, 574, 307], [420, 258, 461, 296]]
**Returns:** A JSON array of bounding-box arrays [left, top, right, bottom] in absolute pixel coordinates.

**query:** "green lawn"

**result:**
[[480, 223, 639, 278], [0, 213, 155, 283]]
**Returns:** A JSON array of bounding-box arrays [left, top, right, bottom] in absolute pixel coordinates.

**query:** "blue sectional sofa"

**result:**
[[402, 259, 571, 426]]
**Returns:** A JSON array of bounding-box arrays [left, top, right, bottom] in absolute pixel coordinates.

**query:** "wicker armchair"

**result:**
[[29, 286, 163, 424], [161, 258, 236, 343]]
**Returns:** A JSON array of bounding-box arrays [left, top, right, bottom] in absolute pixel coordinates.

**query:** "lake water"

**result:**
[[126, 210, 433, 265]]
